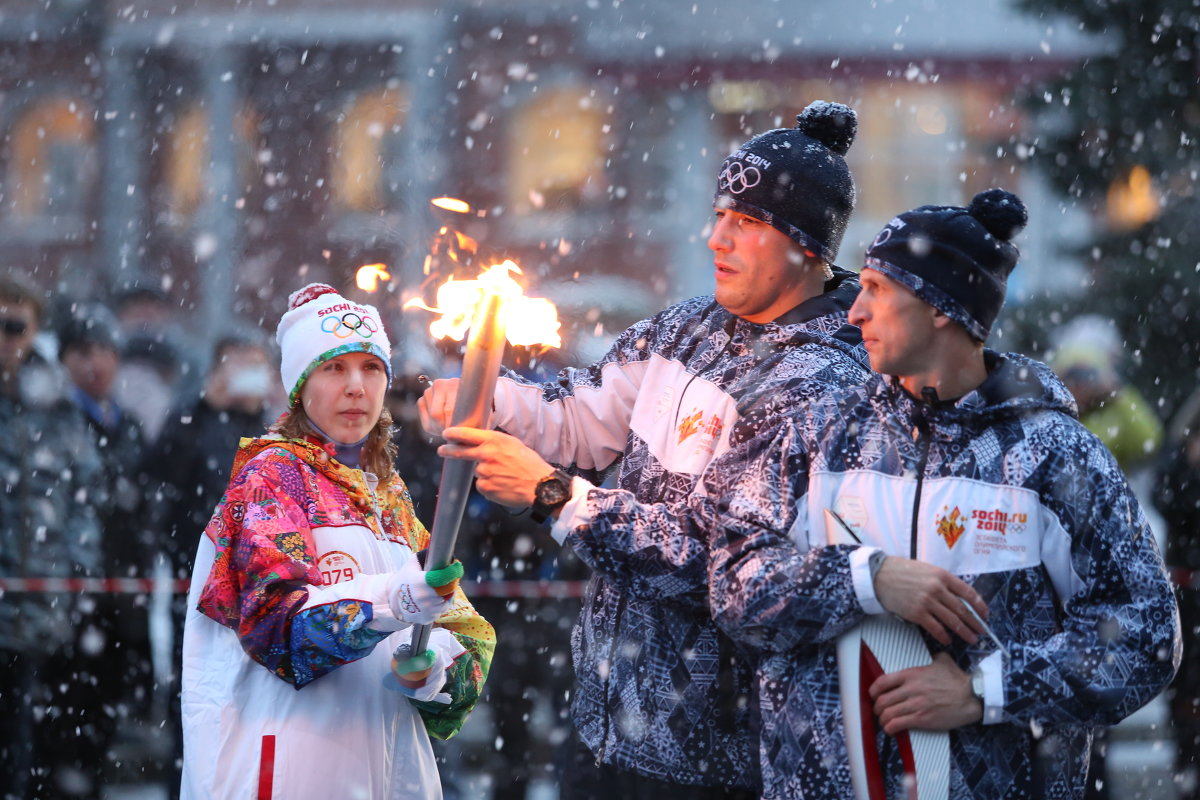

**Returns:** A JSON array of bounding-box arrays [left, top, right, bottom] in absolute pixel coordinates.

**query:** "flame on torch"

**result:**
[[404, 260, 562, 350], [424, 198, 479, 276], [431, 197, 471, 214], [355, 263, 391, 293]]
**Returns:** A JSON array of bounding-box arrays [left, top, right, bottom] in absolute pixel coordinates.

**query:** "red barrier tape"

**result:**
[[0, 578, 587, 598]]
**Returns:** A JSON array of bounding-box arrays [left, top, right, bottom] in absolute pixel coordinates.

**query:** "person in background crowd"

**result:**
[[112, 285, 194, 442], [181, 283, 494, 799], [391, 365, 582, 800], [388, 371, 443, 522], [58, 303, 156, 785], [422, 101, 869, 798], [144, 329, 276, 787], [1052, 335, 1164, 473], [149, 330, 277, 580], [0, 272, 108, 799], [700, 190, 1180, 799], [1153, 387, 1200, 800]]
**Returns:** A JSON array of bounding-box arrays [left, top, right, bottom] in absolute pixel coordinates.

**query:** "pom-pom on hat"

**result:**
[[276, 283, 392, 405], [863, 188, 1028, 342], [714, 100, 858, 264]]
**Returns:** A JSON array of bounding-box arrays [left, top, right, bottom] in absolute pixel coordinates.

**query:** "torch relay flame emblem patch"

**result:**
[[936, 506, 966, 550]]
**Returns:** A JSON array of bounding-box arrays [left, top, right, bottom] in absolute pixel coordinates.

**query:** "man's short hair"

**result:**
[[0, 270, 44, 323]]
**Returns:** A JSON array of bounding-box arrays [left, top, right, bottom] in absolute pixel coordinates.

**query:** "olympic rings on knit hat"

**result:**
[[863, 188, 1028, 342], [276, 283, 393, 405], [715, 100, 858, 265]]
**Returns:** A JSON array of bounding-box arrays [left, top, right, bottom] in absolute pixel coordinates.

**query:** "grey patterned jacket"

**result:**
[[490, 271, 869, 788], [700, 351, 1181, 799], [0, 356, 105, 655]]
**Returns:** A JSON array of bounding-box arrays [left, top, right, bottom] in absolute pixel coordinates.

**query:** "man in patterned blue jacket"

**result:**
[[421, 102, 871, 797], [700, 189, 1181, 799]]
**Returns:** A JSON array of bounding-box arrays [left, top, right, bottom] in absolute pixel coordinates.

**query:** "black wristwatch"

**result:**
[[530, 469, 572, 524]]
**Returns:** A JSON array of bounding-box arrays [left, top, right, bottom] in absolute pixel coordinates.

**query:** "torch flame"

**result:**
[[404, 260, 561, 349], [356, 263, 391, 292], [432, 197, 471, 214]]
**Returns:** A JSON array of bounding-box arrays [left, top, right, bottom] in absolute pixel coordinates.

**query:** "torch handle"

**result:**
[[408, 458, 477, 655], [408, 290, 507, 657]]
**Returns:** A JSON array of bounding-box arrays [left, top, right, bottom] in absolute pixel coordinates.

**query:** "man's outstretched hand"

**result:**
[[438, 426, 556, 510]]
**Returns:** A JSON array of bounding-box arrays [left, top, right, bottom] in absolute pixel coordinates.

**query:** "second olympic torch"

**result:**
[[407, 286, 509, 657]]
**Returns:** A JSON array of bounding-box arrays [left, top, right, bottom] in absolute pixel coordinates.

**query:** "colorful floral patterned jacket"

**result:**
[[194, 435, 494, 739]]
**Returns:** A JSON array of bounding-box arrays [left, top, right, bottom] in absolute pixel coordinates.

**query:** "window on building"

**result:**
[[164, 102, 260, 225], [6, 95, 96, 223], [331, 86, 409, 214], [506, 85, 610, 216]]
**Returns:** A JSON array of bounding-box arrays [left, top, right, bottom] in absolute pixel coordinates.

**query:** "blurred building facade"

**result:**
[[0, 0, 1096, 365]]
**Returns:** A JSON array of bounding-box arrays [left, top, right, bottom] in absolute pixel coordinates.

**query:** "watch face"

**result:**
[[536, 475, 570, 506]]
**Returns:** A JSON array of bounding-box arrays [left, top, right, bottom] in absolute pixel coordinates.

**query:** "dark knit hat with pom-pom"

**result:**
[[714, 100, 858, 264], [863, 188, 1028, 341]]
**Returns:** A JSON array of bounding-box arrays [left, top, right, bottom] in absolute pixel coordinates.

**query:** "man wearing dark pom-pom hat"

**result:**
[[420, 103, 871, 796], [699, 190, 1181, 798]]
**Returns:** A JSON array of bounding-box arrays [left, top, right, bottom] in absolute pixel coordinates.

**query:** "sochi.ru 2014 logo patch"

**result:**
[[676, 409, 724, 445], [935, 506, 966, 549], [972, 508, 1027, 534]]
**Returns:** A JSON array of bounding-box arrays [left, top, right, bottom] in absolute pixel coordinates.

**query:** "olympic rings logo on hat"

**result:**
[[320, 312, 379, 339], [719, 161, 762, 195]]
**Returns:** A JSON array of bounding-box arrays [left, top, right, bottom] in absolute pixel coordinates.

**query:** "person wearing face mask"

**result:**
[[144, 330, 278, 786], [0, 272, 108, 798], [180, 283, 494, 799], [148, 331, 278, 582]]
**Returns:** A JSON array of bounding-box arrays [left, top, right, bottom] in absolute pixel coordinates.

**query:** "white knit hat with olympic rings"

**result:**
[[276, 283, 393, 405]]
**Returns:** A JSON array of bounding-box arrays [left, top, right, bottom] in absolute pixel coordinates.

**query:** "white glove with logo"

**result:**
[[391, 627, 467, 705], [386, 554, 452, 625]]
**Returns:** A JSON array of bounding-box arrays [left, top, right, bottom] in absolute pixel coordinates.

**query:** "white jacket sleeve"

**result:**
[[492, 359, 649, 473]]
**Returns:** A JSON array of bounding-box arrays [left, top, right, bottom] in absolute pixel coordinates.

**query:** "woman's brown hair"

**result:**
[[271, 402, 399, 482]]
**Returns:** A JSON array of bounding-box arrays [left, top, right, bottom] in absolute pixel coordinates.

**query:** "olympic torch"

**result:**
[[406, 286, 507, 656], [398, 258, 561, 671]]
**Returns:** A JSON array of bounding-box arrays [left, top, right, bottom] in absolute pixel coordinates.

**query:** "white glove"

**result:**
[[387, 554, 452, 625], [393, 627, 467, 704]]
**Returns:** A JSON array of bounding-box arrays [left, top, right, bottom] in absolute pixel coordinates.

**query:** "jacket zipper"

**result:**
[[909, 389, 937, 559]]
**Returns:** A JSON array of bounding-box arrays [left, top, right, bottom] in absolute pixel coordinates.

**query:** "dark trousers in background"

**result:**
[[0, 644, 112, 800]]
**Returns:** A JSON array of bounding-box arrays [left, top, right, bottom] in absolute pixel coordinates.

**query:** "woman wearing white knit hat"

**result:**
[[180, 283, 495, 800]]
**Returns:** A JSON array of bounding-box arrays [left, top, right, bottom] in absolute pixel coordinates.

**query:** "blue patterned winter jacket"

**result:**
[[490, 271, 869, 788], [699, 351, 1181, 799]]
